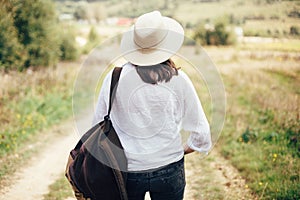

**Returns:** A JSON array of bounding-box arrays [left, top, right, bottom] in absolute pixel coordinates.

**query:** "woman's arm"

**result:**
[[180, 71, 212, 155], [183, 144, 195, 155], [92, 71, 112, 125]]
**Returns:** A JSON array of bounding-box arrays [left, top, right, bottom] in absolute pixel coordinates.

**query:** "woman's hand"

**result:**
[[183, 144, 194, 155]]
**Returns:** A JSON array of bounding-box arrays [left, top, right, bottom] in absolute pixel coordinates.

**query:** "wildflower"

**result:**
[[272, 153, 277, 162], [245, 184, 248, 188], [259, 182, 263, 186]]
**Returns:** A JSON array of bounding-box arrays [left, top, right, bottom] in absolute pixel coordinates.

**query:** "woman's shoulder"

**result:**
[[175, 69, 193, 84], [103, 63, 134, 80], [177, 70, 189, 79]]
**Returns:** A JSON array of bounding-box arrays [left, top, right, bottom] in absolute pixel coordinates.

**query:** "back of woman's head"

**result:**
[[134, 59, 179, 84]]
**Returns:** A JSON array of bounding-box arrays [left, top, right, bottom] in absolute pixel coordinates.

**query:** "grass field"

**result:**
[[209, 42, 298, 198], [220, 66, 299, 199]]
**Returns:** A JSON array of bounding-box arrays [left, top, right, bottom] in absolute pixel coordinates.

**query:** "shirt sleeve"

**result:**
[[92, 70, 113, 125], [180, 71, 212, 154]]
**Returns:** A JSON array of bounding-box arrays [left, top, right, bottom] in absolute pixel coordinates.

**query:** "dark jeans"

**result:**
[[126, 157, 185, 200]]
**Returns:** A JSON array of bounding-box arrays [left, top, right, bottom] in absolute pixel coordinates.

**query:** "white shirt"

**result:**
[[93, 63, 211, 171]]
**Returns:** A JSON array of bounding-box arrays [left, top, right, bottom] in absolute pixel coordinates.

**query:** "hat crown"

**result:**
[[120, 10, 184, 66], [134, 11, 168, 49]]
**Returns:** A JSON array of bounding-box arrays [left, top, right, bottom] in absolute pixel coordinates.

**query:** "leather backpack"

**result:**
[[65, 67, 128, 200]]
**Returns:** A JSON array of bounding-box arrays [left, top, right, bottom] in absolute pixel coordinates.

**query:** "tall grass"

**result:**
[[0, 62, 79, 157]]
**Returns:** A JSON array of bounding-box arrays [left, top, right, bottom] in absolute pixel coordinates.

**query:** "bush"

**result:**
[[59, 28, 79, 61], [193, 20, 236, 46], [82, 26, 100, 54], [290, 26, 300, 36]]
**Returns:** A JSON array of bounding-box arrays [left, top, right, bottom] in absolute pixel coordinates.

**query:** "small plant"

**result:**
[[240, 127, 258, 143], [263, 132, 279, 142]]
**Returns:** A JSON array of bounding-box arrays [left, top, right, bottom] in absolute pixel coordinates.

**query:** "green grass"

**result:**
[[0, 63, 78, 180], [43, 174, 74, 200], [0, 75, 72, 155], [220, 67, 300, 199]]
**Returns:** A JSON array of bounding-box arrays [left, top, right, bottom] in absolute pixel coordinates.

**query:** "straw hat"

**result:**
[[120, 11, 184, 66]]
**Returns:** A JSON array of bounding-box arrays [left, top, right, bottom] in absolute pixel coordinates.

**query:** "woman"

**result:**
[[94, 11, 212, 200]]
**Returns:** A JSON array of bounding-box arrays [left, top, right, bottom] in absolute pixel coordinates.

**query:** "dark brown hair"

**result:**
[[134, 59, 179, 84]]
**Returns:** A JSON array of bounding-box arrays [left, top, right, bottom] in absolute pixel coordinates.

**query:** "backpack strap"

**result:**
[[106, 67, 123, 118], [104, 67, 128, 200]]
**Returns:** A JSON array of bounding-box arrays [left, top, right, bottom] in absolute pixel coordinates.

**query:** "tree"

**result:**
[[13, 0, 61, 68], [0, 1, 27, 71]]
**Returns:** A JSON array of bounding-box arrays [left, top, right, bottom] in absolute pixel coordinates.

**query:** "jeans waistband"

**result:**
[[127, 157, 184, 178]]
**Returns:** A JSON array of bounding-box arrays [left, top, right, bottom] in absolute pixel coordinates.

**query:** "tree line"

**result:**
[[0, 0, 78, 72]]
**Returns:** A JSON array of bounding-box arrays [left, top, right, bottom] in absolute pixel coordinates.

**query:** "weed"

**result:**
[[240, 127, 258, 143]]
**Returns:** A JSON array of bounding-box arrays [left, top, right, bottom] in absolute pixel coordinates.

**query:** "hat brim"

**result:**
[[120, 17, 184, 66]]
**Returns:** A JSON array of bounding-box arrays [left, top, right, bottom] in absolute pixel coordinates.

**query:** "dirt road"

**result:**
[[0, 121, 78, 200]]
